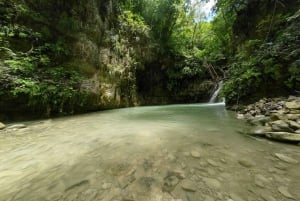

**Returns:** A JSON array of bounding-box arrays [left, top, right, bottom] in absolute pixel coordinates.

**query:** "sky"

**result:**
[[191, 0, 217, 22]]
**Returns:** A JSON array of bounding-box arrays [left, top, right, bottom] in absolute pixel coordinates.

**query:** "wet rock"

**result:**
[[191, 151, 201, 158], [238, 159, 256, 168], [274, 153, 298, 164], [203, 177, 221, 189], [285, 101, 300, 110], [7, 124, 27, 130], [162, 175, 179, 192], [265, 132, 300, 142], [0, 122, 5, 130], [278, 186, 294, 199], [181, 179, 197, 192]]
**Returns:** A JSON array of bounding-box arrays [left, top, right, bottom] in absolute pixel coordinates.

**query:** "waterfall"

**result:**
[[209, 81, 224, 103]]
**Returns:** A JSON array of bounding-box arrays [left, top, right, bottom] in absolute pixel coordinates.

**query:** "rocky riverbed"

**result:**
[[235, 96, 300, 143]]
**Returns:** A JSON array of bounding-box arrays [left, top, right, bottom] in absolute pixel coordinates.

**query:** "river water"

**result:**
[[0, 104, 299, 201]]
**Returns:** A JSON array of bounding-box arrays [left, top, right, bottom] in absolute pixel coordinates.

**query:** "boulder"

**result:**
[[249, 116, 270, 126], [287, 120, 300, 130], [265, 132, 300, 142], [286, 114, 300, 121], [249, 126, 272, 136], [6, 124, 27, 130], [285, 101, 300, 110], [269, 120, 293, 132], [0, 122, 6, 130]]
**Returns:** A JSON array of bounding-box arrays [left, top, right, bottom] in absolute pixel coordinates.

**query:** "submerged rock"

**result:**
[[238, 159, 256, 168], [181, 179, 197, 192], [274, 153, 298, 164], [203, 177, 221, 189], [191, 151, 201, 158], [278, 186, 294, 199], [162, 176, 179, 192]]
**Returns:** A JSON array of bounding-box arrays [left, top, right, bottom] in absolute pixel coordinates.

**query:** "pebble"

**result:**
[[191, 151, 201, 158], [207, 159, 219, 167], [238, 159, 256, 168], [278, 186, 294, 199], [181, 179, 197, 192], [274, 153, 298, 164]]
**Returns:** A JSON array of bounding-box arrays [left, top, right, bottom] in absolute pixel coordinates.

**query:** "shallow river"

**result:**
[[0, 104, 299, 201]]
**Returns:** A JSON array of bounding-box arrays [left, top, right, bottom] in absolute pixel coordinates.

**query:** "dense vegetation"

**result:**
[[0, 0, 299, 120]]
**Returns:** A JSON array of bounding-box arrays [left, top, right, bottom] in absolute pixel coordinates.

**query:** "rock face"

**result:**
[[236, 96, 300, 143]]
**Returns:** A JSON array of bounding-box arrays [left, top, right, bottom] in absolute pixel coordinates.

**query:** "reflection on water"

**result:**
[[0, 104, 299, 201]]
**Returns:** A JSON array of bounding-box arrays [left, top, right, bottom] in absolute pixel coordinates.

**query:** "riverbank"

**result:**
[[233, 96, 300, 144]]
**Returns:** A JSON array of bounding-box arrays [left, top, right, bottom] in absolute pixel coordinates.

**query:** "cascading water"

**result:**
[[209, 81, 225, 103]]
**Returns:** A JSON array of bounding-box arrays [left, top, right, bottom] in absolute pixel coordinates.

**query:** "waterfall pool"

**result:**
[[0, 103, 299, 200]]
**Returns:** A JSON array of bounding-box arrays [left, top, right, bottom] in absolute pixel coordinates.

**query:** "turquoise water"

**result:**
[[0, 104, 299, 200]]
